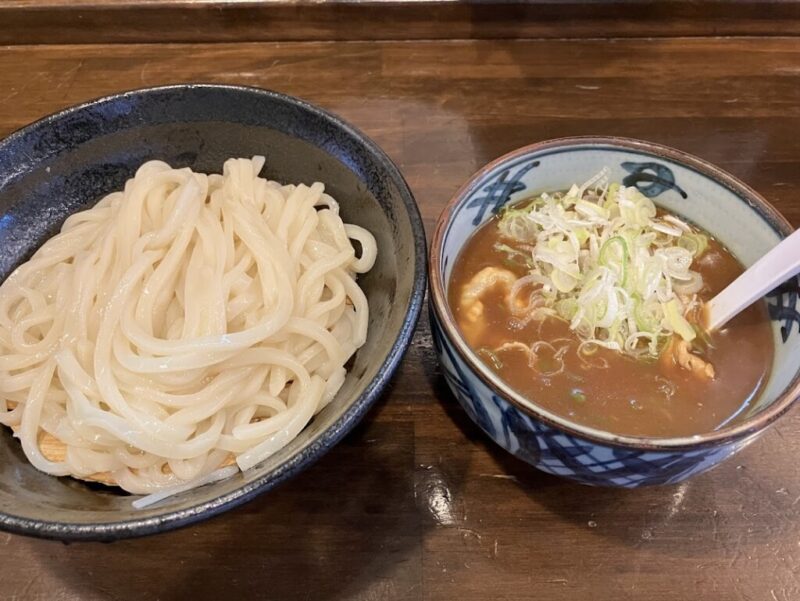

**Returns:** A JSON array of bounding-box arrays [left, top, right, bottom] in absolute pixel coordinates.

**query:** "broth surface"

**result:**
[[448, 211, 774, 438]]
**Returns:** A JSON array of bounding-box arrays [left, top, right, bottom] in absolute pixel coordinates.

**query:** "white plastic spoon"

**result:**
[[705, 228, 800, 331]]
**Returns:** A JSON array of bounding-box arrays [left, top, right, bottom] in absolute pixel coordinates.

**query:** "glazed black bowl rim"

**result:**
[[429, 135, 800, 452], [0, 84, 427, 540]]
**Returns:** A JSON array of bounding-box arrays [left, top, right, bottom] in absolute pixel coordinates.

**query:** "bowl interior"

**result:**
[[436, 138, 799, 441], [0, 85, 424, 537]]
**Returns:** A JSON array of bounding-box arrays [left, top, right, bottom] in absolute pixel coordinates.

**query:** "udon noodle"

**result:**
[[0, 157, 377, 496]]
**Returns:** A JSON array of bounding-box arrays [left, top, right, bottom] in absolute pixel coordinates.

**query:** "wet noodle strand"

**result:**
[[0, 157, 376, 494]]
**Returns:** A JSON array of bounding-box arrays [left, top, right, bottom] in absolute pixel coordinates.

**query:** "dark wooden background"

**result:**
[[0, 3, 799, 600], [3, 0, 800, 44]]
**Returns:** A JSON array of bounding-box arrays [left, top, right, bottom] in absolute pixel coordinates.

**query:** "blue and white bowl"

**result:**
[[429, 136, 800, 487]]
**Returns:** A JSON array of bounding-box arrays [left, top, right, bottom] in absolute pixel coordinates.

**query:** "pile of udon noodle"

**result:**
[[0, 157, 376, 500]]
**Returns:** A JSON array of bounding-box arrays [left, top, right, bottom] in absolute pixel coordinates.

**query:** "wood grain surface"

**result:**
[[3, 0, 800, 45], [0, 37, 799, 601]]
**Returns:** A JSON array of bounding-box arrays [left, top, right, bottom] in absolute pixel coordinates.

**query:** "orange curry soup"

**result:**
[[448, 211, 774, 438]]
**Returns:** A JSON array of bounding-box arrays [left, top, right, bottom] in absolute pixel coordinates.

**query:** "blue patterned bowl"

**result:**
[[429, 136, 800, 487]]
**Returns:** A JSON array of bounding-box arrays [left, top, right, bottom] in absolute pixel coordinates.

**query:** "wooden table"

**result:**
[[1, 4, 799, 599]]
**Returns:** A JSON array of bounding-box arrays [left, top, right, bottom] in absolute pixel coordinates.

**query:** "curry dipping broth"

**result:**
[[448, 207, 774, 438]]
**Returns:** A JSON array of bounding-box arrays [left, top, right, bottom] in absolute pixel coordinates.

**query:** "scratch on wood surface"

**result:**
[[0, 86, 18, 103], [139, 60, 152, 85], [727, 534, 746, 568], [710, 510, 720, 541], [404, 583, 421, 597], [457, 527, 482, 542], [479, 473, 519, 482], [0, 72, 44, 103], [10, 575, 36, 601], [59, 60, 84, 97]]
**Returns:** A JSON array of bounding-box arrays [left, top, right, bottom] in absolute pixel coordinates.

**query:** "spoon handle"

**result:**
[[706, 228, 800, 331]]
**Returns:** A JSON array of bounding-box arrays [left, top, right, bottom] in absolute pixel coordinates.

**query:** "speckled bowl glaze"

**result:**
[[0, 85, 426, 540], [430, 136, 800, 487]]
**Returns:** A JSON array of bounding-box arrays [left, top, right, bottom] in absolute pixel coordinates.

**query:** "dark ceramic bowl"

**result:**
[[429, 136, 800, 487], [0, 84, 426, 540]]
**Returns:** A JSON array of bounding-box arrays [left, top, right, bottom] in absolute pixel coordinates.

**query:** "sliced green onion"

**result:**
[[575, 199, 609, 220], [495, 170, 707, 361], [633, 297, 660, 333], [477, 347, 503, 370], [494, 242, 532, 270], [693, 324, 715, 350], [599, 236, 629, 287], [664, 299, 696, 342], [570, 389, 587, 403], [678, 233, 709, 257], [556, 298, 579, 321], [551, 269, 579, 293], [604, 183, 620, 208]]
